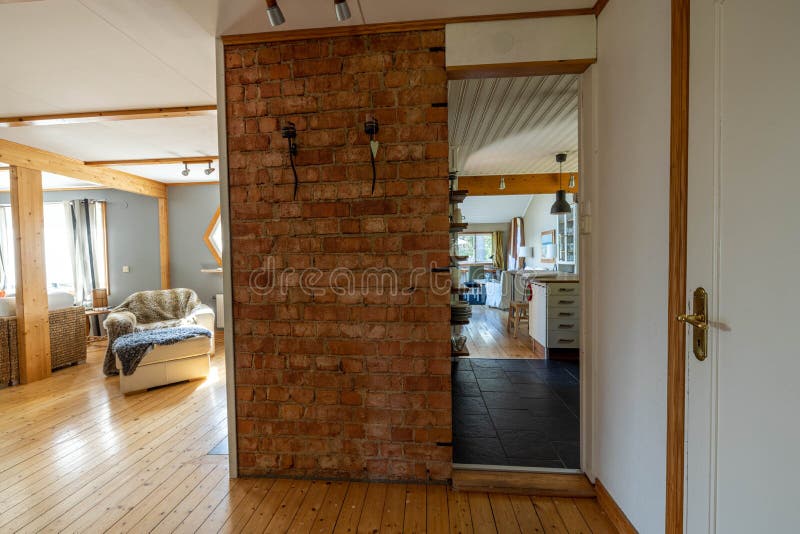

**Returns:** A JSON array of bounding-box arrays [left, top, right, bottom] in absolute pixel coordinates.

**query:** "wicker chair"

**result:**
[[0, 307, 87, 386]]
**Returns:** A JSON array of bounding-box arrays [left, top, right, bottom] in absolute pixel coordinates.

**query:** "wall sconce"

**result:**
[[364, 118, 379, 193], [334, 0, 351, 21], [265, 0, 285, 27], [281, 121, 298, 199]]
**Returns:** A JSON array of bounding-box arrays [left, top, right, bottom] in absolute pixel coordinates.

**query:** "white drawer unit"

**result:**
[[529, 281, 580, 357]]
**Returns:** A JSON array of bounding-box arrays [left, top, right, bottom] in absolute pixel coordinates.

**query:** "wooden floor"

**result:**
[[464, 305, 538, 359], [0, 338, 617, 533]]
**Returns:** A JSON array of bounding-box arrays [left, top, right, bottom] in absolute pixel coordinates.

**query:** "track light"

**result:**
[[498, 177, 506, 190], [334, 0, 351, 21], [181, 163, 190, 177], [204, 162, 216, 175], [265, 0, 285, 27]]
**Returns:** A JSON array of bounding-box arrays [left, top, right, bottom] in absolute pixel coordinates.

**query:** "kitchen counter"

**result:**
[[530, 274, 580, 284]]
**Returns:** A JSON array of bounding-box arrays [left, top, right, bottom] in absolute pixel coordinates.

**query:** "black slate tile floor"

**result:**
[[453, 358, 580, 469]]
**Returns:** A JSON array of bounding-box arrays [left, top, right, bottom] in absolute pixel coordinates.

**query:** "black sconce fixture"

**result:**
[[281, 121, 299, 199], [364, 117, 379, 193]]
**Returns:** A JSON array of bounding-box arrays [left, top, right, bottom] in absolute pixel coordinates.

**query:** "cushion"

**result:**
[[0, 291, 76, 316]]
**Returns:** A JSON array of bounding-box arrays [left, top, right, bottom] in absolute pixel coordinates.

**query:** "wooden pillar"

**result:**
[[9, 166, 51, 384], [158, 196, 170, 289]]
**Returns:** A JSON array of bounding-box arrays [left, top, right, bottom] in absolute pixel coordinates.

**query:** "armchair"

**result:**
[[103, 288, 215, 393]]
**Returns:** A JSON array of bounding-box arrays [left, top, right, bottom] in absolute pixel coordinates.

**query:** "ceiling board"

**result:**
[[216, 0, 594, 36], [109, 163, 220, 183], [0, 168, 99, 190], [449, 74, 579, 176], [0, 115, 218, 162], [0, 0, 214, 116], [460, 194, 533, 223]]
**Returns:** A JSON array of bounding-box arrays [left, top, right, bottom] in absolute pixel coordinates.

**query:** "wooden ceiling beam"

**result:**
[[221, 8, 596, 45], [85, 156, 218, 167], [593, 0, 611, 16], [0, 105, 216, 128], [458, 173, 579, 196], [0, 139, 167, 198], [447, 58, 596, 80]]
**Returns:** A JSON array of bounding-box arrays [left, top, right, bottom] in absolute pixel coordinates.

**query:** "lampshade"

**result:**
[[550, 190, 571, 214], [518, 245, 535, 258]]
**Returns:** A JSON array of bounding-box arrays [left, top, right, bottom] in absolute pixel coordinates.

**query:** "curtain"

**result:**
[[64, 200, 103, 306], [507, 217, 525, 270], [492, 231, 505, 270], [0, 207, 10, 292]]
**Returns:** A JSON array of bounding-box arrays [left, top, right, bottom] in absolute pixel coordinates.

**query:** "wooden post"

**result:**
[[158, 197, 170, 289], [9, 166, 51, 384]]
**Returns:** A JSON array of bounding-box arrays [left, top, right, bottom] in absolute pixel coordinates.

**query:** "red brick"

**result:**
[[226, 29, 450, 484]]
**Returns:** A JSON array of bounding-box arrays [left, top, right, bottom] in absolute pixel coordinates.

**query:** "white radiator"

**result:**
[[215, 293, 224, 328]]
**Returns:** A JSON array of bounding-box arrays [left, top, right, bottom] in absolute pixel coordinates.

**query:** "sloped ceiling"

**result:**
[[460, 194, 532, 223], [449, 74, 580, 176]]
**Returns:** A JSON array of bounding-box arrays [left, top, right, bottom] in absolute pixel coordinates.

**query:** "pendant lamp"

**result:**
[[550, 153, 571, 215]]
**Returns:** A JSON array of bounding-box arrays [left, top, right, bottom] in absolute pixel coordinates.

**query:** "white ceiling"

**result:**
[[0, 168, 99, 191], [0, 0, 590, 188], [461, 194, 533, 223], [110, 162, 219, 183], [211, 0, 594, 36], [449, 75, 580, 176]]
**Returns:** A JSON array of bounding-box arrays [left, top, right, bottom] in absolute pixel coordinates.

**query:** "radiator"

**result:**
[[215, 293, 224, 328]]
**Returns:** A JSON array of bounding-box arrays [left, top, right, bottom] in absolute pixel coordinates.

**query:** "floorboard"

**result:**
[[0, 338, 616, 533]]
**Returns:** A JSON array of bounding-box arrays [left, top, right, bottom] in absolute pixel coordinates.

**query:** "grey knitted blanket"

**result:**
[[112, 326, 211, 376]]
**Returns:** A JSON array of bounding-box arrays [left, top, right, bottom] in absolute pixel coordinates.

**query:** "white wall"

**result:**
[[585, 1, 670, 532], [446, 15, 596, 67], [167, 184, 223, 306], [521, 195, 561, 270]]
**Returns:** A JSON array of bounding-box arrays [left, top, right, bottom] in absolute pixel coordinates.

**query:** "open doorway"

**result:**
[[449, 74, 582, 471]]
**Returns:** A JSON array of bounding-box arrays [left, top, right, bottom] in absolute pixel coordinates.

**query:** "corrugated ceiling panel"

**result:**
[[448, 74, 579, 176]]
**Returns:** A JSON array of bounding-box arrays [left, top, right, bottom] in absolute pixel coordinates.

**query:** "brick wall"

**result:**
[[224, 30, 452, 481]]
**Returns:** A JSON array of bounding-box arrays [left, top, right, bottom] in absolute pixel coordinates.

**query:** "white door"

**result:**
[[685, 1, 800, 532]]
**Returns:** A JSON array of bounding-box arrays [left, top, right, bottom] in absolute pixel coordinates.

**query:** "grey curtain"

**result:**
[[64, 200, 103, 306]]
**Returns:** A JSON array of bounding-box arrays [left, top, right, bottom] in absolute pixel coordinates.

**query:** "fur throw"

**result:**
[[103, 288, 202, 376], [112, 326, 211, 376]]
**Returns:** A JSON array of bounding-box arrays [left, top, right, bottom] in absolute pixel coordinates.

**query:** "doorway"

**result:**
[[448, 74, 583, 471]]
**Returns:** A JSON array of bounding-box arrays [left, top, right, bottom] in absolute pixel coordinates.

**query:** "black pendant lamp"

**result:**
[[550, 152, 571, 215]]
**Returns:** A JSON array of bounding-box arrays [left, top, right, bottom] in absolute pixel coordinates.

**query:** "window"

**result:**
[[0, 201, 108, 299], [456, 233, 494, 264]]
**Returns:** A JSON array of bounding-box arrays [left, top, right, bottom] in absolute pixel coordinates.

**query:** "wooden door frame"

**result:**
[[666, 0, 689, 532]]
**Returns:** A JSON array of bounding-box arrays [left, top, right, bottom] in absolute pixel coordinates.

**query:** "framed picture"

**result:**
[[540, 230, 556, 263]]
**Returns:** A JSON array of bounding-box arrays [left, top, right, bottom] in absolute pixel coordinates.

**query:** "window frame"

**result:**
[[456, 232, 495, 265]]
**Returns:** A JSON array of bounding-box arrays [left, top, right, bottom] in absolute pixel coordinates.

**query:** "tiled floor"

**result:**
[[452, 357, 580, 469]]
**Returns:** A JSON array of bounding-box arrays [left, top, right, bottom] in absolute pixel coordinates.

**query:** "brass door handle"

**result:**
[[678, 288, 709, 361], [677, 313, 708, 330]]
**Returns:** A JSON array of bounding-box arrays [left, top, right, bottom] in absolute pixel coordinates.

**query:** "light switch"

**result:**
[[122, 265, 130, 273]]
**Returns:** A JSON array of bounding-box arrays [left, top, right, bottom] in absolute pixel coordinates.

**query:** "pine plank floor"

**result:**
[[464, 305, 538, 359], [0, 338, 616, 532]]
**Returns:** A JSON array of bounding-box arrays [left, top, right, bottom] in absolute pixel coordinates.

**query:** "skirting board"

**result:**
[[595, 479, 638, 533], [452, 469, 595, 498]]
